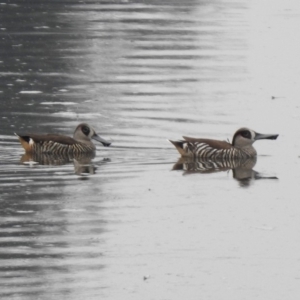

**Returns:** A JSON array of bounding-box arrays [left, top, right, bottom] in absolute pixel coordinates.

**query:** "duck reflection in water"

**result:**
[[172, 157, 277, 187], [20, 152, 110, 176]]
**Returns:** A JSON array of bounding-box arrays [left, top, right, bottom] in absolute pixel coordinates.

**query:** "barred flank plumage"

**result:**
[[32, 141, 95, 154], [184, 142, 256, 159]]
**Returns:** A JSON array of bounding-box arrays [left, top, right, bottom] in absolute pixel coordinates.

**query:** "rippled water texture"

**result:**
[[1, 0, 300, 299]]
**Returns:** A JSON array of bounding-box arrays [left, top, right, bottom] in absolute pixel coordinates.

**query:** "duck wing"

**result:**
[[169, 137, 233, 157], [15, 133, 78, 152], [182, 137, 233, 149], [16, 133, 77, 145]]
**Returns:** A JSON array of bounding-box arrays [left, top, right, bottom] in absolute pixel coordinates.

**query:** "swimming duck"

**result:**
[[16, 123, 111, 154], [169, 127, 278, 158]]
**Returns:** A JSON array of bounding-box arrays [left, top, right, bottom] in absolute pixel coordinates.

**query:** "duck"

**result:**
[[169, 127, 278, 158], [15, 123, 111, 154]]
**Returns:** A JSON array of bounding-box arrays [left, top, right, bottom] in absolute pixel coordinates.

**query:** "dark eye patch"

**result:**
[[82, 125, 90, 136], [241, 130, 251, 139]]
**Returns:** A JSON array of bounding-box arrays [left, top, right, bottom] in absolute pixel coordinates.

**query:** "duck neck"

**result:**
[[74, 139, 95, 151]]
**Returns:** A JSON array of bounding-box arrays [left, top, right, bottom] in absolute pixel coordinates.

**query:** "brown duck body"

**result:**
[[16, 123, 111, 154], [169, 128, 279, 159], [170, 137, 248, 159]]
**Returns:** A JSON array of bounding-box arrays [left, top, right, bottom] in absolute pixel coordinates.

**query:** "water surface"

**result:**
[[1, 0, 300, 299]]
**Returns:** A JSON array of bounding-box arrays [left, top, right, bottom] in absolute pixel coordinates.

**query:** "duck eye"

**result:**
[[241, 130, 251, 139], [82, 126, 90, 136]]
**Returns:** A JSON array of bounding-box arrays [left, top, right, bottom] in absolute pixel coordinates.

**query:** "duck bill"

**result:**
[[92, 134, 111, 147], [255, 132, 279, 141]]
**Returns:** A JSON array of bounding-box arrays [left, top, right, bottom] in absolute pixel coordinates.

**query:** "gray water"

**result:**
[[1, 0, 300, 299]]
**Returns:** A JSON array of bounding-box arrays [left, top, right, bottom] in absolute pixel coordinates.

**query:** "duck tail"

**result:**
[[15, 133, 32, 152], [168, 140, 186, 156]]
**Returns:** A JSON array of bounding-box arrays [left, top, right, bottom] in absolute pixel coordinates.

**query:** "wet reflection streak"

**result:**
[[173, 157, 278, 187], [20, 152, 108, 176]]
